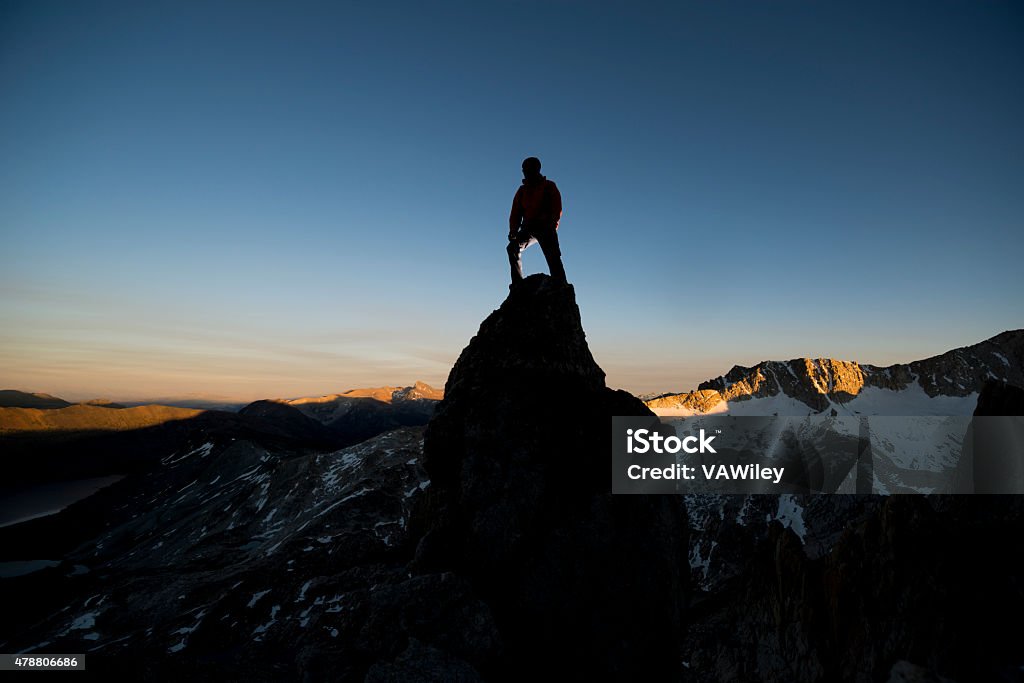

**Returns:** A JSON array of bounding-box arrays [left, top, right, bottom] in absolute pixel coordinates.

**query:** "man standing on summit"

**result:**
[[508, 156, 566, 285]]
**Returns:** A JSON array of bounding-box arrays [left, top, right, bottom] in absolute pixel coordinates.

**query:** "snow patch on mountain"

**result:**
[[774, 495, 807, 541], [837, 384, 979, 416]]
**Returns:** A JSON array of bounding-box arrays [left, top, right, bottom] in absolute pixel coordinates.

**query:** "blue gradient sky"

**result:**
[[1, 1, 1022, 401]]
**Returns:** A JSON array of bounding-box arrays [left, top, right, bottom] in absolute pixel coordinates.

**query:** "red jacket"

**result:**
[[509, 175, 562, 233]]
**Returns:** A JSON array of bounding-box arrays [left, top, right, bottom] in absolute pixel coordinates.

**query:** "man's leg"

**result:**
[[507, 233, 536, 283], [535, 228, 566, 282]]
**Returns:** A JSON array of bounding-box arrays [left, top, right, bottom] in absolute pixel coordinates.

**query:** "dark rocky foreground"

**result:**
[[413, 275, 689, 679], [680, 379, 1024, 683], [0, 274, 688, 680], [2, 275, 1023, 681]]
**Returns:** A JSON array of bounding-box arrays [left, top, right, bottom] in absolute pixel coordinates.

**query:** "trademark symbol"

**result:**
[[715, 429, 722, 434]]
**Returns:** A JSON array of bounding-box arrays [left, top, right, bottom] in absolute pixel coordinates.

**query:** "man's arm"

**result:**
[[509, 187, 523, 239], [547, 181, 562, 229]]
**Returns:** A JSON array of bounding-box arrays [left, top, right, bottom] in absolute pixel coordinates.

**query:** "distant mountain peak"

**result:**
[[285, 382, 443, 407], [391, 381, 443, 402]]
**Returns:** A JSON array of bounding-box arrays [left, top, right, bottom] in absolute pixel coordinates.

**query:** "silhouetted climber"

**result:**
[[508, 156, 566, 286]]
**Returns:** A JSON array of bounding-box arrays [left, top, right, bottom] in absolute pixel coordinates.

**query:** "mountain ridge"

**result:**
[[0, 382, 443, 414], [0, 404, 204, 434], [647, 329, 1023, 415], [0, 382, 443, 434], [284, 381, 443, 406]]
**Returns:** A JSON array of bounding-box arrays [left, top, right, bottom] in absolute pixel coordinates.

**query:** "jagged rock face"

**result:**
[[896, 330, 1024, 396], [652, 329, 1024, 413], [435, 276, 606, 402], [683, 496, 1024, 683], [646, 388, 725, 413], [695, 358, 868, 411], [417, 274, 689, 679], [682, 383, 1024, 680]]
